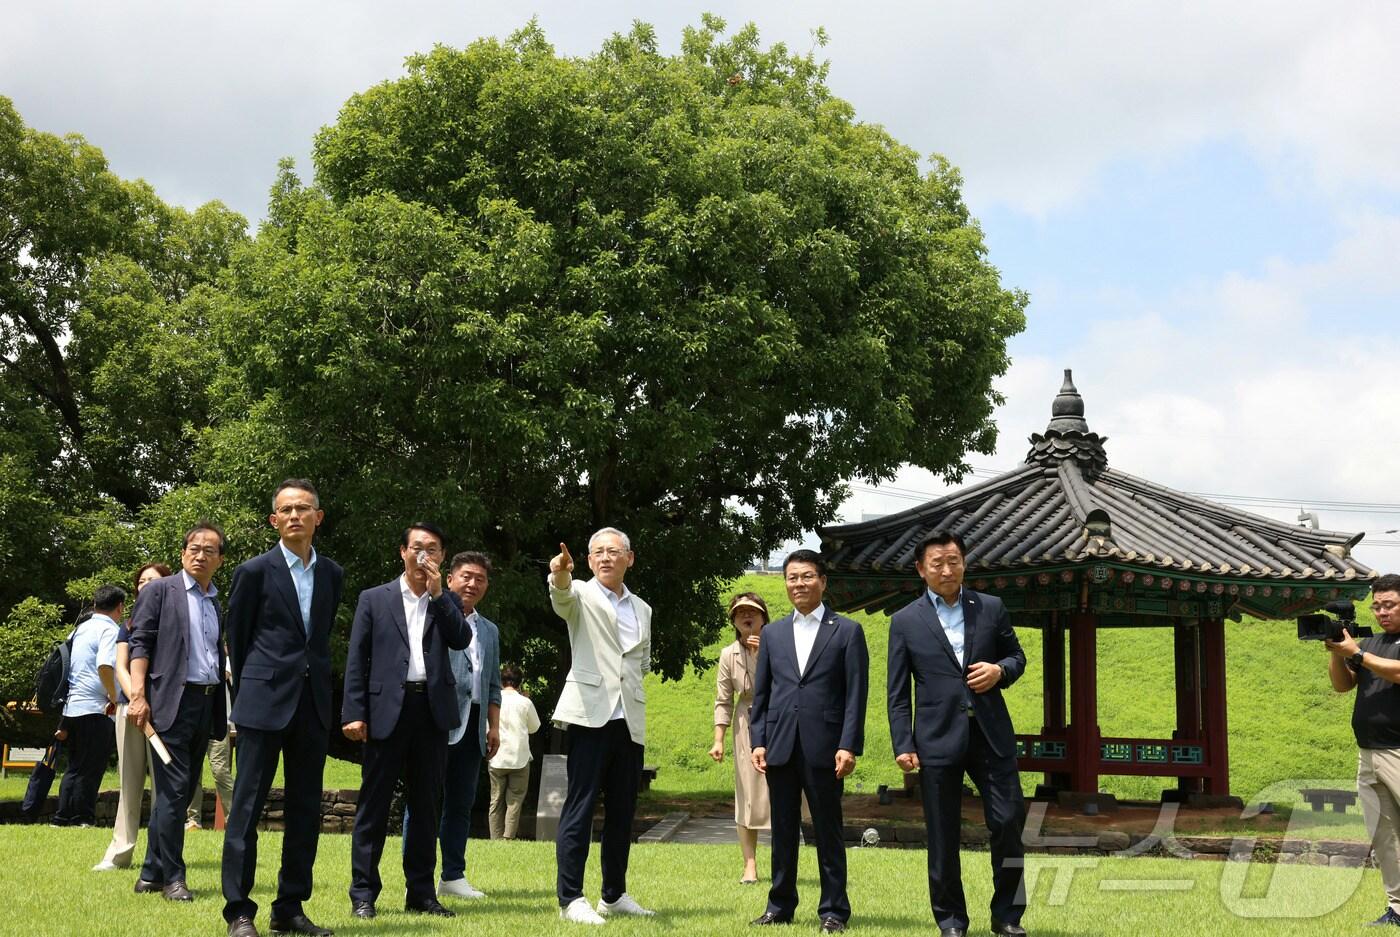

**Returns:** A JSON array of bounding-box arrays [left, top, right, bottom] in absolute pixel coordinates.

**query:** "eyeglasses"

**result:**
[[275, 503, 317, 516], [1372, 602, 1400, 613], [409, 543, 442, 557], [785, 573, 821, 585], [591, 548, 628, 559], [185, 544, 221, 557]]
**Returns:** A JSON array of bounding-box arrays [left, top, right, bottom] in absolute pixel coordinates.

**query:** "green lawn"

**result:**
[[0, 825, 1389, 935]]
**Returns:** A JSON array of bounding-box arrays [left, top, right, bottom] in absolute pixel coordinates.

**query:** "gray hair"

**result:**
[[588, 527, 632, 553]]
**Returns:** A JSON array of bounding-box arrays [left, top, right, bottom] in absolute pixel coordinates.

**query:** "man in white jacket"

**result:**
[[549, 528, 654, 925]]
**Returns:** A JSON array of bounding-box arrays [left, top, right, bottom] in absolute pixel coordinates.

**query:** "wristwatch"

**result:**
[[1349, 651, 1366, 670]]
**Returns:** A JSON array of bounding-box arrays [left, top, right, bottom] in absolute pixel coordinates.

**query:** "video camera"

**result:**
[[1297, 600, 1372, 642]]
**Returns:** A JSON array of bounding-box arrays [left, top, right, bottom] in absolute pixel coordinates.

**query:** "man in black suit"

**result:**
[[341, 521, 470, 920], [128, 521, 229, 902], [222, 479, 345, 937], [750, 549, 868, 934], [887, 531, 1028, 937]]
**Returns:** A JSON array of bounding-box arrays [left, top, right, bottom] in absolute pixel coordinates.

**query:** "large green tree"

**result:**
[[207, 17, 1025, 689], [0, 95, 247, 618]]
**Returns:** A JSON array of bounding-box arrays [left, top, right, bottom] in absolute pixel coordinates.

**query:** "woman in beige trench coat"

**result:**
[[709, 592, 771, 884]]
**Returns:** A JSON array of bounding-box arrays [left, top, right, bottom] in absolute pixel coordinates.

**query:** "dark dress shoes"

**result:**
[[133, 878, 164, 894], [350, 900, 376, 919], [269, 913, 333, 936], [819, 917, 847, 933], [991, 922, 1027, 937], [227, 916, 259, 937], [939, 929, 966, 937], [751, 911, 793, 925], [162, 880, 194, 901], [404, 897, 455, 917]]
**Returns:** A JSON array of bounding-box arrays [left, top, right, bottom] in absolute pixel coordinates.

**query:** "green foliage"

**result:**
[[208, 18, 1024, 692], [0, 597, 65, 702]]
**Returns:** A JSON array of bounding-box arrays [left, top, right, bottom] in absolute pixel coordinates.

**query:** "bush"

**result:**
[[0, 597, 66, 703]]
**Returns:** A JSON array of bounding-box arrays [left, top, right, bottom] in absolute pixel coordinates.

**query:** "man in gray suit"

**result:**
[[432, 551, 502, 901]]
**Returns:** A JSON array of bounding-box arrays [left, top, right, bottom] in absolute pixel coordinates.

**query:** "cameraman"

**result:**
[[1326, 574, 1400, 928]]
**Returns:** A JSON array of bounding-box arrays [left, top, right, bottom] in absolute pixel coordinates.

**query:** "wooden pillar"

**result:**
[[1200, 617, 1230, 795], [1041, 615, 1070, 789], [1173, 620, 1204, 796], [1067, 611, 1100, 794]]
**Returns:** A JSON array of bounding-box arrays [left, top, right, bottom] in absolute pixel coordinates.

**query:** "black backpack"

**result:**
[[33, 627, 78, 715]]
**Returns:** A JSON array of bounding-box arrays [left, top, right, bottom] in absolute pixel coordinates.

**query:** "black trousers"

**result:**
[[54, 712, 114, 824], [920, 719, 1026, 929], [141, 686, 215, 883], [349, 691, 448, 905], [222, 677, 328, 922], [555, 719, 643, 907], [766, 733, 849, 922]]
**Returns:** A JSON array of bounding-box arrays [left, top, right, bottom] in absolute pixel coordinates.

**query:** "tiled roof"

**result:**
[[821, 371, 1374, 584]]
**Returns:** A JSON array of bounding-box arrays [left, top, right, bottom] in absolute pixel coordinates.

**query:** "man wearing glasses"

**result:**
[[222, 480, 344, 937], [749, 549, 869, 934], [128, 521, 230, 902], [342, 522, 470, 921], [1325, 574, 1400, 928], [548, 528, 654, 925]]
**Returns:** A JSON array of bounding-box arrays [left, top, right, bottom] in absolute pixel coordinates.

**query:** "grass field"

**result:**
[[0, 824, 1390, 936]]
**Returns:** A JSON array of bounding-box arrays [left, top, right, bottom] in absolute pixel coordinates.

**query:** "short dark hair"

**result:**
[[93, 584, 127, 613], [1374, 574, 1400, 596], [783, 549, 827, 577], [133, 562, 171, 592], [917, 531, 968, 564], [401, 521, 447, 550], [272, 478, 320, 510], [450, 551, 493, 575], [183, 520, 227, 555], [501, 663, 523, 688]]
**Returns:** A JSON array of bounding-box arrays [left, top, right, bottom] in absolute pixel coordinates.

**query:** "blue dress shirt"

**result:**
[[182, 570, 221, 684], [279, 541, 318, 636], [929, 588, 966, 668]]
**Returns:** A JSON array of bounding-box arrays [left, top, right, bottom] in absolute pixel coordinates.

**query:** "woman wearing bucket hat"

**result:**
[[710, 592, 772, 885]]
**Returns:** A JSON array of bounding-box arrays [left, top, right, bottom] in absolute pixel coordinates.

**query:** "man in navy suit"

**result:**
[[222, 479, 345, 937], [887, 531, 1028, 937], [128, 521, 229, 901], [341, 522, 470, 920], [750, 549, 868, 934]]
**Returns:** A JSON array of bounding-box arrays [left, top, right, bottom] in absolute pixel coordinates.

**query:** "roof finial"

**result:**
[[1025, 368, 1109, 477]]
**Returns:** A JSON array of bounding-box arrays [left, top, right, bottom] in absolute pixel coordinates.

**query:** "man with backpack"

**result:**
[[52, 585, 126, 826]]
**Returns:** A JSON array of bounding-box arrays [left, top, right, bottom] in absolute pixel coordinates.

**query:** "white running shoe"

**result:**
[[92, 860, 120, 871], [438, 877, 486, 899], [598, 893, 655, 917], [561, 897, 607, 925]]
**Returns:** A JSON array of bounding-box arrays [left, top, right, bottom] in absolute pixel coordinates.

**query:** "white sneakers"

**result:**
[[438, 878, 486, 899], [561, 897, 607, 925], [91, 860, 121, 872], [560, 893, 655, 924], [598, 893, 655, 917]]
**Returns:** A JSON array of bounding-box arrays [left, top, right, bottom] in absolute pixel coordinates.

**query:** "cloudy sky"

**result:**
[[6, 1, 1399, 567]]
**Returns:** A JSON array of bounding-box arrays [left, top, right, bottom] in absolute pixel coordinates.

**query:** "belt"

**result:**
[[404, 681, 428, 693], [185, 683, 220, 695]]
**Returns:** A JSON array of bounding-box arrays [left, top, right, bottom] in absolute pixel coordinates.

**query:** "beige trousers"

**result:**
[[187, 734, 235, 826], [488, 765, 531, 839], [1358, 747, 1400, 911], [100, 704, 152, 867]]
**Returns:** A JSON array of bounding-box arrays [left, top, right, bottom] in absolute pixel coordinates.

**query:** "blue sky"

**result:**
[[6, 1, 1399, 567]]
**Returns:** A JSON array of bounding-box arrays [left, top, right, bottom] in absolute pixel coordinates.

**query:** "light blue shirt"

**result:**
[[593, 578, 639, 720], [63, 613, 119, 717], [279, 541, 318, 635], [182, 570, 221, 684], [929, 588, 966, 668]]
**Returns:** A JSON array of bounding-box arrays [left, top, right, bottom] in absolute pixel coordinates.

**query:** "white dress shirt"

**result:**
[[466, 610, 483, 702], [399, 575, 429, 681], [792, 603, 826, 675], [593, 578, 640, 718]]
